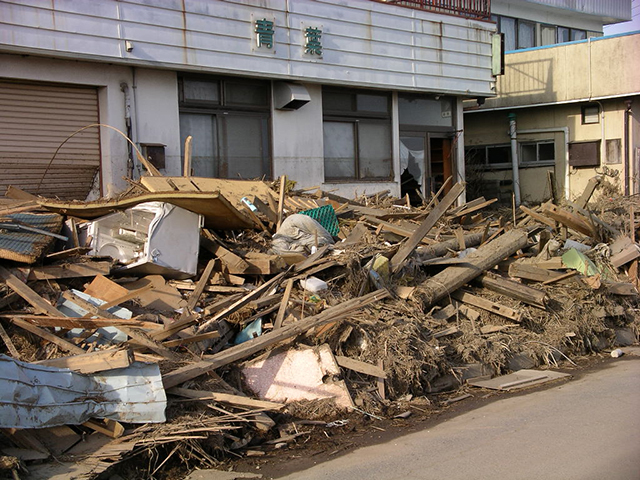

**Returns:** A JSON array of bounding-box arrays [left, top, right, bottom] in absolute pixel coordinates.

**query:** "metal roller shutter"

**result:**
[[0, 81, 101, 200]]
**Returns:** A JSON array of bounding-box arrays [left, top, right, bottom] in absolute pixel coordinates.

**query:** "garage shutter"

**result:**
[[0, 81, 101, 200]]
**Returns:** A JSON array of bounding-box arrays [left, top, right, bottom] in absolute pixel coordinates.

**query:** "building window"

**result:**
[[582, 105, 600, 124], [466, 144, 512, 169], [571, 29, 587, 41], [541, 25, 556, 46], [322, 88, 392, 181], [178, 76, 271, 179], [520, 141, 555, 166], [569, 141, 600, 167], [517, 20, 536, 49], [606, 139, 622, 165], [493, 15, 600, 50]]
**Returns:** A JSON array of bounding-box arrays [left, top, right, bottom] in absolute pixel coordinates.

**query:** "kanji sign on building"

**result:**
[[255, 18, 274, 48], [304, 26, 323, 55]]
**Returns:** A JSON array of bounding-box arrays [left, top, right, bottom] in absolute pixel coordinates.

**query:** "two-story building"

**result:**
[[464, 0, 637, 204], [0, 0, 500, 203]]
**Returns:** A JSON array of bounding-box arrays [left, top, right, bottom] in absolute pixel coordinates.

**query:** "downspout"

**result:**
[[518, 127, 570, 201], [624, 99, 633, 195], [131, 66, 141, 178], [508, 112, 521, 206], [120, 82, 134, 179]]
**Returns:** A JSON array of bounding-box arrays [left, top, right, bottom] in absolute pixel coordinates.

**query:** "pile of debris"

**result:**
[[0, 173, 638, 479]]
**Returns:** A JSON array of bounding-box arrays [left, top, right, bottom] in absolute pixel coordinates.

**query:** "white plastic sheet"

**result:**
[[0, 355, 166, 428]]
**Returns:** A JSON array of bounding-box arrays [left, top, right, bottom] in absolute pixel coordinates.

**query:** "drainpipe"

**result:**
[[508, 112, 521, 206], [624, 99, 632, 196], [518, 127, 570, 201], [120, 82, 135, 178]]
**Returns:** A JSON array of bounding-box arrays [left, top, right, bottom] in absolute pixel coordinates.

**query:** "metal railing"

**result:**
[[378, 0, 491, 20]]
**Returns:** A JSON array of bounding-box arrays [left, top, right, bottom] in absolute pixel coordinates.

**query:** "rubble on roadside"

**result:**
[[0, 173, 638, 479]]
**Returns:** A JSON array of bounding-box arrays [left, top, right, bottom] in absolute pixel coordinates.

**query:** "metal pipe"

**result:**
[[518, 127, 570, 201], [624, 99, 632, 195], [508, 112, 521, 206]]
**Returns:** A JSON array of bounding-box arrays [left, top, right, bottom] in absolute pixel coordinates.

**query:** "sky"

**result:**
[[603, 0, 640, 35]]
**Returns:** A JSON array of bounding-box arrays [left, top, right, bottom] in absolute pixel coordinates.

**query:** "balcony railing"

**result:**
[[378, 0, 491, 20]]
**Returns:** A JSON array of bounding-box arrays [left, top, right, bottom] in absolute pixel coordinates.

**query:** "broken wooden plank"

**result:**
[[162, 288, 390, 388], [274, 279, 294, 329], [540, 202, 595, 237], [200, 233, 252, 274], [416, 229, 529, 309], [475, 273, 548, 309], [431, 304, 457, 321], [335, 355, 387, 379], [186, 259, 217, 312], [277, 175, 287, 230], [83, 419, 125, 439], [508, 263, 567, 283], [541, 270, 578, 285], [119, 326, 182, 362], [0, 266, 65, 317], [1, 314, 161, 330], [449, 198, 498, 219], [0, 321, 20, 359], [26, 262, 111, 281], [196, 269, 290, 334], [10, 317, 85, 354], [169, 387, 284, 411], [576, 176, 601, 209], [162, 331, 220, 348], [610, 243, 640, 268], [294, 244, 330, 272], [61, 290, 121, 320], [451, 290, 522, 322], [519, 205, 556, 229], [36, 348, 133, 373], [96, 284, 154, 310], [390, 182, 466, 273]]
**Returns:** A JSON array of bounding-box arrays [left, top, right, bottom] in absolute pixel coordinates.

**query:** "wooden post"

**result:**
[[277, 175, 287, 230], [183, 135, 193, 177], [415, 229, 529, 310], [390, 182, 465, 273]]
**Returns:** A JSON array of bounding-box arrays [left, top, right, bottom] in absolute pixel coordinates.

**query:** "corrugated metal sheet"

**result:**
[[0, 212, 64, 263], [524, 0, 631, 22], [0, 0, 496, 96], [0, 81, 101, 200]]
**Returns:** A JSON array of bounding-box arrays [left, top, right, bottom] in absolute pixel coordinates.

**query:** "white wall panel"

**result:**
[[0, 0, 496, 96]]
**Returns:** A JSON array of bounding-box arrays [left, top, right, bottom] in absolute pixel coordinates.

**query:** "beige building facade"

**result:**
[[464, 32, 640, 204]]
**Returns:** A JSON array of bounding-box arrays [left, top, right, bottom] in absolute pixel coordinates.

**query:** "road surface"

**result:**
[[278, 358, 640, 480]]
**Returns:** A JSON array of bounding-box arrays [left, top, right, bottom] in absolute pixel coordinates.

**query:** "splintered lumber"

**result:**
[[36, 348, 133, 373], [61, 291, 120, 320], [0, 322, 20, 359], [119, 326, 182, 362], [83, 419, 124, 439], [277, 175, 286, 230], [1, 314, 162, 330], [451, 290, 521, 322], [10, 317, 85, 354], [97, 284, 154, 310], [449, 198, 498, 219], [186, 259, 216, 312], [416, 229, 528, 309], [540, 202, 595, 237], [196, 270, 289, 334], [0, 266, 65, 317], [200, 234, 252, 273], [274, 279, 294, 329], [335, 355, 387, 379], [162, 288, 390, 388], [519, 205, 556, 229], [169, 387, 284, 410], [475, 273, 548, 309], [26, 262, 111, 281], [508, 263, 567, 283], [417, 232, 484, 260], [294, 244, 330, 272], [576, 176, 601, 209], [390, 182, 466, 272], [162, 331, 220, 348]]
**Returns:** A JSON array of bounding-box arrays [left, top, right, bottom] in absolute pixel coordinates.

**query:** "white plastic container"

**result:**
[[299, 276, 328, 293]]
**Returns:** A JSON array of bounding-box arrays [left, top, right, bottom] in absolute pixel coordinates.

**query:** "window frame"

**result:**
[[519, 140, 555, 167], [465, 143, 512, 170], [582, 104, 600, 125], [322, 88, 393, 182]]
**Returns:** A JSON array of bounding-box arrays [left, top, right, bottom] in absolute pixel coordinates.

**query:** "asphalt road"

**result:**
[[278, 358, 640, 480]]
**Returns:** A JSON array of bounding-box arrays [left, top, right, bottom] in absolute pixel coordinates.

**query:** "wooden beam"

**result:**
[[416, 229, 528, 309], [0, 266, 65, 317], [26, 262, 111, 281], [474, 273, 548, 309], [97, 284, 154, 310], [162, 331, 220, 348], [0, 321, 20, 359], [274, 279, 293, 330], [1, 314, 162, 330], [162, 288, 390, 388], [196, 270, 290, 334], [540, 202, 595, 237], [519, 205, 556, 229], [10, 317, 85, 355], [36, 349, 133, 373], [576, 175, 601, 209], [335, 355, 387, 378], [169, 387, 284, 410], [119, 326, 182, 362], [451, 290, 521, 322], [61, 291, 120, 320], [277, 175, 287, 230], [183, 135, 193, 177], [390, 182, 465, 273], [508, 263, 567, 283], [82, 419, 124, 439], [186, 259, 217, 312]]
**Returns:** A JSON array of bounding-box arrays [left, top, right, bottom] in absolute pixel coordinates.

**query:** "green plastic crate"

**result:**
[[300, 204, 340, 236]]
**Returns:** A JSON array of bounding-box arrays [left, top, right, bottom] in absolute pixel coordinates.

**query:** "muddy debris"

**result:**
[[0, 175, 638, 479]]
